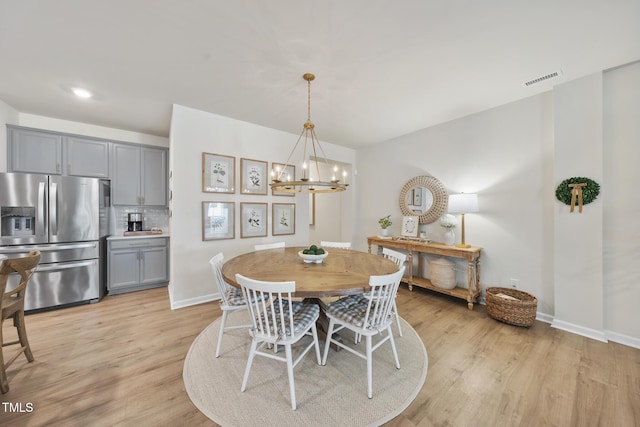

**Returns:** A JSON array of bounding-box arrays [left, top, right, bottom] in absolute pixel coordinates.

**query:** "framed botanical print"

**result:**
[[202, 201, 234, 241], [202, 152, 235, 193], [401, 215, 419, 237], [271, 162, 295, 197], [240, 158, 268, 195], [272, 203, 295, 236], [240, 202, 268, 238]]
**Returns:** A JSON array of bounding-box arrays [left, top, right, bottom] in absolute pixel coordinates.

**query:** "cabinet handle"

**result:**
[[56, 163, 60, 173], [68, 164, 71, 174]]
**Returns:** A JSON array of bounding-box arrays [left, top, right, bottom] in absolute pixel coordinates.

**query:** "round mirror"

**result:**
[[399, 176, 448, 224]]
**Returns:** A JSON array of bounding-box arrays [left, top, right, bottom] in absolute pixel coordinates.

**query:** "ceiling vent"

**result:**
[[522, 70, 563, 87]]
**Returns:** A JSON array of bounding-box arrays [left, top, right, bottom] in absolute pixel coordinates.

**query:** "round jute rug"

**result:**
[[183, 311, 428, 427]]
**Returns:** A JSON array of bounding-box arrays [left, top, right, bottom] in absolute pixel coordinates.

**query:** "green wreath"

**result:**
[[555, 177, 600, 206]]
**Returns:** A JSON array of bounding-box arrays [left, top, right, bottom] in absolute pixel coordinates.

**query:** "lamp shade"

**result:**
[[448, 193, 479, 214]]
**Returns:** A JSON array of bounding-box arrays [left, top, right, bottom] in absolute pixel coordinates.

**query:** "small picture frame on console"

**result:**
[[401, 215, 419, 237]]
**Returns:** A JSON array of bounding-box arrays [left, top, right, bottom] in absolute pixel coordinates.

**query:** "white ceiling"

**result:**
[[1, 1, 639, 148]]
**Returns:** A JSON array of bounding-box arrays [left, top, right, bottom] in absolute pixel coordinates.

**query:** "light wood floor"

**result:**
[[2, 285, 639, 426]]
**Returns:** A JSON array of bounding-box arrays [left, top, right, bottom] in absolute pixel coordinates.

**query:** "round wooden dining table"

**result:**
[[221, 247, 398, 298]]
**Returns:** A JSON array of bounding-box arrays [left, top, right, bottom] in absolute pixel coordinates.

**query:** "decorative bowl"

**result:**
[[298, 250, 329, 264]]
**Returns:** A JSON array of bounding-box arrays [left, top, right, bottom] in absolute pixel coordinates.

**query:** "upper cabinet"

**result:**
[[7, 126, 109, 178], [112, 143, 167, 206], [63, 136, 110, 178], [8, 127, 63, 174]]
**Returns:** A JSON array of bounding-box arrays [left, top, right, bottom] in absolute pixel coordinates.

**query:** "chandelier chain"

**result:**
[[269, 72, 348, 193], [307, 77, 311, 124]]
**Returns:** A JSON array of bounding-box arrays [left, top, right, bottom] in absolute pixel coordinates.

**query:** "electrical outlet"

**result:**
[[510, 278, 519, 288]]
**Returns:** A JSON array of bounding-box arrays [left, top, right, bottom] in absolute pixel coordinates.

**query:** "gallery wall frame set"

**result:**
[[201, 152, 299, 240]]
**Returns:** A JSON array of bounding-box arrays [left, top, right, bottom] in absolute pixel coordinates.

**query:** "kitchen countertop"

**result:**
[[107, 234, 170, 241]]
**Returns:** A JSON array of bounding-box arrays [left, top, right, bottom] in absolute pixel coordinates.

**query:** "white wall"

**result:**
[[168, 104, 355, 308], [354, 61, 640, 347], [552, 73, 605, 341], [603, 61, 640, 341], [17, 113, 169, 147]]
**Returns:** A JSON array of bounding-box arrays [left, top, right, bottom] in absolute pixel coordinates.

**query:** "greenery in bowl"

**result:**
[[378, 215, 392, 229]]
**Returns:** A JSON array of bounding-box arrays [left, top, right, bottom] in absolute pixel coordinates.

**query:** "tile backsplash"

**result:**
[[110, 206, 170, 235]]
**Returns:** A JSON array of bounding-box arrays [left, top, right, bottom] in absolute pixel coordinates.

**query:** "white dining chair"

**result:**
[[321, 267, 405, 398], [355, 247, 406, 343], [382, 247, 407, 337], [235, 273, 321, 410], [320, 241, 351, 249], [254, 242, 285, 251], [209, 253, 256, 358]]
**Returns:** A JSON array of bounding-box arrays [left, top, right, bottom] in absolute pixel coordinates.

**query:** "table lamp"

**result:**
[[448, 193, 479, 248]]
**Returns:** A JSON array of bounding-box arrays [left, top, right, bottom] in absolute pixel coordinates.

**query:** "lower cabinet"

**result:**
[[108, 237, 169, 294]]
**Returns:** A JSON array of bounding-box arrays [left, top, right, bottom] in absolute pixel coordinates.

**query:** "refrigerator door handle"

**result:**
[[35, 259, 97, 272], [37, 181, 46, 238], [39, 242, 98, 251], [50, 182, 58, 236], [0, 242, 98, 253]]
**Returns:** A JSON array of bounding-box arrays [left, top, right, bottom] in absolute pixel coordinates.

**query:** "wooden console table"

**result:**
[[367, 236, 482, 310]]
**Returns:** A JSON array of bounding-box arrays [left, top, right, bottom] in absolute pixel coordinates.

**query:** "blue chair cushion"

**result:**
[[226, 287, 268, 306], [326, 294, 370, 328], [226, 287, 246, 305], [258, 300, 320, 339]]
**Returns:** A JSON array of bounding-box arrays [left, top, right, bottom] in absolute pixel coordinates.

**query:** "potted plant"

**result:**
[[378, 215, 392, 237]]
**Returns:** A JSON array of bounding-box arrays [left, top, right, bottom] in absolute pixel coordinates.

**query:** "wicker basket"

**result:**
[[485, 287, 537, 327], [430, 257, 456, 289]]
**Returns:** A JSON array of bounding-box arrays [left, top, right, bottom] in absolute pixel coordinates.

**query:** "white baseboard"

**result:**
[[170, 291, 220, 310], [535, 312, 554, 324], [551, 319, 608, 343], [605, 330, 640, 350]]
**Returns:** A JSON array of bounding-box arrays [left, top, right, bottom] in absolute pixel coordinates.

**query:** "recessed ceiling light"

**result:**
[[72, 87, 92, 98]]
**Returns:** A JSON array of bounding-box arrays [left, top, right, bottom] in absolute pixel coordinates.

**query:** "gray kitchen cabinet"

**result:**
[[112, 143, 168, 206], [107, 237, 169, 294], [7, 126, 109, 177], [8, 127, 63, 174], [63, 136, 110, 178]]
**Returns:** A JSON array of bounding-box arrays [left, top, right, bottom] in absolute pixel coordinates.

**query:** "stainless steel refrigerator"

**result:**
[[0, 173, 110, 311]]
